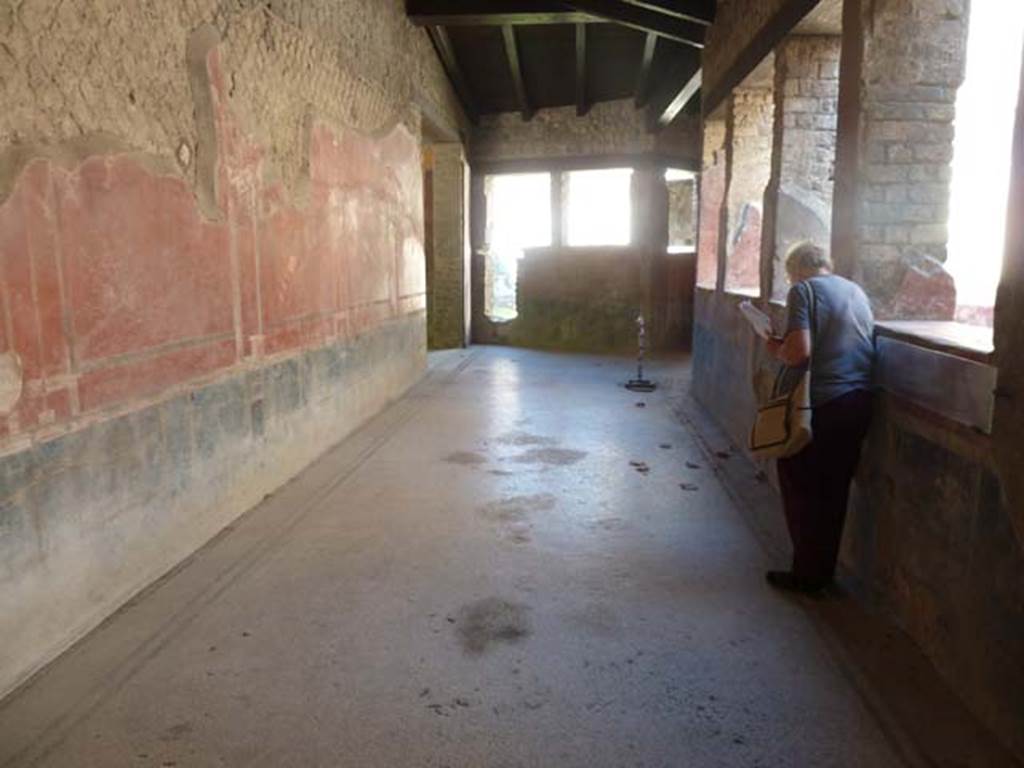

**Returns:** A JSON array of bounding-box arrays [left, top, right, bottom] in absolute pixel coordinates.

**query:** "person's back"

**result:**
[[765, 242, 875, 594], [786, 274, 874, 407]]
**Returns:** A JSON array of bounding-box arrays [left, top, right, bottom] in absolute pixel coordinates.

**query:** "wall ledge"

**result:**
[[875, 321, 993, 364]]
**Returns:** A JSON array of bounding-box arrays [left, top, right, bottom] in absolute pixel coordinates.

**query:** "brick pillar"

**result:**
[[723, 87, 774, 295], [764, 35, 841, 301], [428, 143, 470, 349], [697, 120, 726, 288], [832, 0, 968, 318]]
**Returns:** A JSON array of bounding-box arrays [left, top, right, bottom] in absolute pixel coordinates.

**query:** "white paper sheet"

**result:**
[[739, 300, 775, 340]]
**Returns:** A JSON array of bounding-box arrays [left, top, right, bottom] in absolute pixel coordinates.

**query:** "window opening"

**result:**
[[946, 3, 1024, 326], [666, 168, 697, 254], [483, 173, 552, 322], [565, 168, 634, 247]]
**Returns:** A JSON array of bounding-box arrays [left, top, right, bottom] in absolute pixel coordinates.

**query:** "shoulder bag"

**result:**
[[749, 283, 816, 460]]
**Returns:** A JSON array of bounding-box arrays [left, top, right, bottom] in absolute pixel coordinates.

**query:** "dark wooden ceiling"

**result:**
[[406, 1, 716, 129]]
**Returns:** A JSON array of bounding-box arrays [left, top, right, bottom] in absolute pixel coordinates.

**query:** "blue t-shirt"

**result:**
[[785, 275, 874, 406]]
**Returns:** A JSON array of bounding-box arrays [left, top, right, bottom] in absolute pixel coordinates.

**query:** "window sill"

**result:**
[[874, 321, 996, 434], [723, 287, 760, 299], [874, 321, 993, 364]]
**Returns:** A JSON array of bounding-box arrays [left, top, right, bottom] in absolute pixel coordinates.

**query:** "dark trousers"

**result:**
[[776, 389, 873, 587]]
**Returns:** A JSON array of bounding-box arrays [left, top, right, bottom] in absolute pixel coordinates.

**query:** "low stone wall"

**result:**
[[0, 314, 425, 700], [474, 247, 693, 353]]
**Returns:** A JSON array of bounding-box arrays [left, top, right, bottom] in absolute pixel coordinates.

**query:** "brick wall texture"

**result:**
[[838, 0, 969, 314], [471, 99, 700, 165], [724, 88, 774, 292], [428, 144, 469, 349], [769, 35, 841, 298]]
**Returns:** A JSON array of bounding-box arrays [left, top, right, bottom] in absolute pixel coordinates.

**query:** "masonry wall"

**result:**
[[766, 35, 840, 300], [469, 100, 701, 354], [470, 99, 700, 166], [0, 0, 462, 699], [832, 0, 966, 319]]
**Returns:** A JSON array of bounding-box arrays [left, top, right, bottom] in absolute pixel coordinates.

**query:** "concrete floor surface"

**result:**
[[0, 347, 907, 767]]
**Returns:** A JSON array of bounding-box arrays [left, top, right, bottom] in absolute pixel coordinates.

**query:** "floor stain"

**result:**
[[489, 469, 516, 477], [511, 448, 587, 466], [444, 451, 487, 466], [496, 431, 558, 447], [455, 598, 531, 654], [479, 493, 557, 523]]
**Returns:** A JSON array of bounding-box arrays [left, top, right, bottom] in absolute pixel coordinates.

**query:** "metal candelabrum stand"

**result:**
[[625, 313, 656, 392]]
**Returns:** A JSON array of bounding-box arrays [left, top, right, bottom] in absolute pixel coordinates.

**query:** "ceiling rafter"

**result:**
[[560, 0, 705, 47], [575, 23, 589, 116], [502, 25, 534, 121], [634, 32, 658, 107], [407, 0, 596, 26], [654, 68, 702, 129], [619, 0, 714, 26]]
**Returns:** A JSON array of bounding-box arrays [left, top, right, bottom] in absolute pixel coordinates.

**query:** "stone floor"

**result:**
[[0, 347, 911, 767]]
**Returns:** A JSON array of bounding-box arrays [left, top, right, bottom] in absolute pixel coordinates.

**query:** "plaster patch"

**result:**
[[0, 352, 22, 413]]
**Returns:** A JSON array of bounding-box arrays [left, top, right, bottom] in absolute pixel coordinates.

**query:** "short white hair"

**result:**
[[785, 241, 833, 275]]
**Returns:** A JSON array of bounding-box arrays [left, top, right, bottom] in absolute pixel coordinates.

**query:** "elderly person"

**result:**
[[764, 242, 874, 593]]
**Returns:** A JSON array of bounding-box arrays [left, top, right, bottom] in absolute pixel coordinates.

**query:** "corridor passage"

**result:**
[[0, 349, 903, 768]]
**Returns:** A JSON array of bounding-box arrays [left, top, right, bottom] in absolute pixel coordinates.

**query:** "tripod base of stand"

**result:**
[[625, 379, 657, 392]]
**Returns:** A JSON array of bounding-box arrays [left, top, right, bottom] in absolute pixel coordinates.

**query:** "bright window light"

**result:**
[[946, 3, 1024, 325], [483, 173, 552, 321], [566, 168, 633, 246], [666, 167, 697, 254]]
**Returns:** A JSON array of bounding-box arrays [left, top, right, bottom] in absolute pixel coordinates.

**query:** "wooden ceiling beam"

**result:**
[[561, 0, 705, 48], [502, 25, 534, 121], [407, 0, 596, 26], [634, 32, 657, 108], [654, 68, 702, 128], [425, 25, 480, 124], [575, 23, 589, 116], [619, 0, 715, 26]]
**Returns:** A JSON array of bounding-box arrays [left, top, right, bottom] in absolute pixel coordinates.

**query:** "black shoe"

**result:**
[[765, 570, 826, 595]]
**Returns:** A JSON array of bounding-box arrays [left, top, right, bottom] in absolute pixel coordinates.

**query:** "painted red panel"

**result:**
[[57, 157, 235, 364], [0, 41, 429, 448], [21, 166, 72, 379], [78, 337, 237, 412], [1, 164, 44, 382]]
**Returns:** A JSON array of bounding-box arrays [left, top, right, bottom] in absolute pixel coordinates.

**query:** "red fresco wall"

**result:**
[[0, 46, 426, 448]]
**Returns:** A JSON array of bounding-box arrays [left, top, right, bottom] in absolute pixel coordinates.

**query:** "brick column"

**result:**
[[764, 35, 841, 301], [428, 143, 470, 349], [696, 120, 726, 288], [832, 0, 969, 318], [723, 87, 774, 294]]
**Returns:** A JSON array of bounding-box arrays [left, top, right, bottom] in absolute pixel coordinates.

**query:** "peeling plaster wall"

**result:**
[[0, 1, 462, 699]]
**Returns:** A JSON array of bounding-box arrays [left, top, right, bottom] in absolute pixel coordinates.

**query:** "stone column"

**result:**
[[764, 35, 841, 301], [428, 143, 471, 349], [831, 0, 969, 318], [723, 86, 774, 295]]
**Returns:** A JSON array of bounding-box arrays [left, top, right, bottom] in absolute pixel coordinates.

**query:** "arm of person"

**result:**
[[766, 330, 811, 367], [766, 281, 813, 367]]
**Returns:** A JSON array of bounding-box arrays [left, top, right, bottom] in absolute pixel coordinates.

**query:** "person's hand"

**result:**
[[765, 335, 783, 357]]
